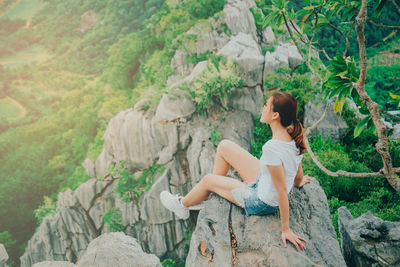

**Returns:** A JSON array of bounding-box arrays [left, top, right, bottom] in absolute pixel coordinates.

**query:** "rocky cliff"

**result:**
[[186, 178, 346, 266], [339, 207, 400, 267], [20, 0, 350, 266]]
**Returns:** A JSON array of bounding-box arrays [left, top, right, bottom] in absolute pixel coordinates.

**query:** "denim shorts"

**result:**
[[231, 176, 279, 216]]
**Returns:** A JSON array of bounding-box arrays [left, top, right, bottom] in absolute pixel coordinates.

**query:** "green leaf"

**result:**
[[389, 92, 400, 100], [334, 95, 346, 114], [374, 0, 387, 18], [354, 116, 370, 138]]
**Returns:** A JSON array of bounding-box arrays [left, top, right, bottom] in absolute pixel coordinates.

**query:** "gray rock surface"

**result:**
[[262, 26, 275, 43], [263, 42, 303, 77], [0, 244, 8, 267], [21, 104, 258, 266], [304, 97, 348, 141], [186, 178, 346, 266], [32, 261, 77, 267], [77, 232, 161, 267], [155, 89, 196, 122], [338, 207, 400, 267], [217, 32, 264, 87], [222, 0, 258, 43]]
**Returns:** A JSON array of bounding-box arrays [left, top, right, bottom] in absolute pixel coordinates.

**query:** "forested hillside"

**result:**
[[0, 0, 399, 266]]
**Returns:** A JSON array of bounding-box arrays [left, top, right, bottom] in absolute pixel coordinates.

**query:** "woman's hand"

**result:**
[[281, 228, 307, 252], [296, 175, 311, 188]]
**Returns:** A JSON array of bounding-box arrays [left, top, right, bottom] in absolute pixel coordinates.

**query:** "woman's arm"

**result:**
[[293, 162, 310, 188], [267, 164, 306, 252]]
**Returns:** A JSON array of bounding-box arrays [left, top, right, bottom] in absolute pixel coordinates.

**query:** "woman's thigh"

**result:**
[[218, 139, 260, 183], [202, 174, 247, 207]]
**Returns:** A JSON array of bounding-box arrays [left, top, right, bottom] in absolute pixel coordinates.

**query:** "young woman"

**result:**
[[160, 91, 310, 252]]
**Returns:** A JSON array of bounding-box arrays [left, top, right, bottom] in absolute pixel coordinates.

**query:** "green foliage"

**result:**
[[207, 124, 222, 147], [181, 55, 242, 117], [161, 258, 185, 267], [111, 161, 165, 202], [33, 196, 57, 225], [250, 7, 266, 31], [366, 65, 400, 111], [185, 0, 226, 19], [323, 52, 358, 114], [301, 134, 400, 240], [103, 207, 124, 232], [251, 114, 272, 158], [0, 231, 16, 250]]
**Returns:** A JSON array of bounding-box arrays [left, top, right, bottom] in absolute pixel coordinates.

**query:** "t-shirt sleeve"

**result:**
[[260, 142, 283, 166]]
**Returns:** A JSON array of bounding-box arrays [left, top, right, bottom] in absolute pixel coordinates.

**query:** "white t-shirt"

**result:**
[[257, 139, 303, 206]]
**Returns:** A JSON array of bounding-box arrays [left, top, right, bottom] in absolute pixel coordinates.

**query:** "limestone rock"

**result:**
[[155, 89, 196, 123], [217, 32, 264, 87], [186, 178, 346, 266], [82, 158, 96, 178], [167, 61, 208, 92], [222, 0, 258, 43], [133, 98, 150, 112], [32, 261, 77, 267], [0, 244, 8, 267], [229, 85, 264, 119], [171, 50, 194, 77], [304, 97, 348, 141], [338, 207, 400, 267], [262, 26, 275, 43], [94, 107, 180, 178], [76, 232, 161, 267], [263, 42, 303, 77]]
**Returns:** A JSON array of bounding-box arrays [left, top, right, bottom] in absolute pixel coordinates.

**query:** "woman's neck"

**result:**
[[269, 121, 292, 142]]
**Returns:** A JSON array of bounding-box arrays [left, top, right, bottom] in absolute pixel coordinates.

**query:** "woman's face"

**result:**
[[260, 96, 278, 124]]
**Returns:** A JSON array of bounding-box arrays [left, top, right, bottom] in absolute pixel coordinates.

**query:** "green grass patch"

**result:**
[[3, 0, 47, 20], [0, 44, 50, 68], [0, 98, 21, 119]]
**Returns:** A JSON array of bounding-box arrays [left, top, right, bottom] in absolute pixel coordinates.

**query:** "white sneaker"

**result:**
[[160, 191, 189, 219]]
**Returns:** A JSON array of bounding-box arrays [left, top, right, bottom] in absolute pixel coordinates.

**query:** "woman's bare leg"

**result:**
[[182, 174, 246, 207], [212, 139, 260, 182], [181, 139, 260, 207]]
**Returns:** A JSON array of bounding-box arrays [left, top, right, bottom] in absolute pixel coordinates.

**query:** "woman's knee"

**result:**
[[217, 139, 233, 155], [201, 174, 214, 189]]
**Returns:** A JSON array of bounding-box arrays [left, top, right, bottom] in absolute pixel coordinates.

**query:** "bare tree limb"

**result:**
[[282, 11, 323, 84], [305, 100, 330, 136], [380, 109, 400, 121], [367, 19, 400, 29], [354, 0, 400, 192], [314, 43, 332, 61], [304, 133, 400, 177], [308, 12, 319, 67], [328, 22, 350, 57]]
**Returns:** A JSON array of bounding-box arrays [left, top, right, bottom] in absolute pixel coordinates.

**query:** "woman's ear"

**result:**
[[272, 111, 280, 121]]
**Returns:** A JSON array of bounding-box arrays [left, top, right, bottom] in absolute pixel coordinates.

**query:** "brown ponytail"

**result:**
[[271, 92, 306, 155]]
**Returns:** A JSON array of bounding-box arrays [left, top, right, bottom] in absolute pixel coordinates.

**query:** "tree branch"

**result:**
[[367, 19, 400, 29], [308, 12, 319, 67], [314, 42, 332, 60], [304, 133, 400, 177], [379, 109, 400, 121], [355, 0, 400, 192]]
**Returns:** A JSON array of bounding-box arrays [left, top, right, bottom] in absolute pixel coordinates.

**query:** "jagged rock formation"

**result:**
[[32, 261, 76, 267], [21, 0, 342, 266], [0, 244, 8, 267], [31, 233, 161, 267], [304, 97, 348, 141], [338, 207, 400, 267], [185, 178, 346, 266], [77, 232, 161, 267]]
